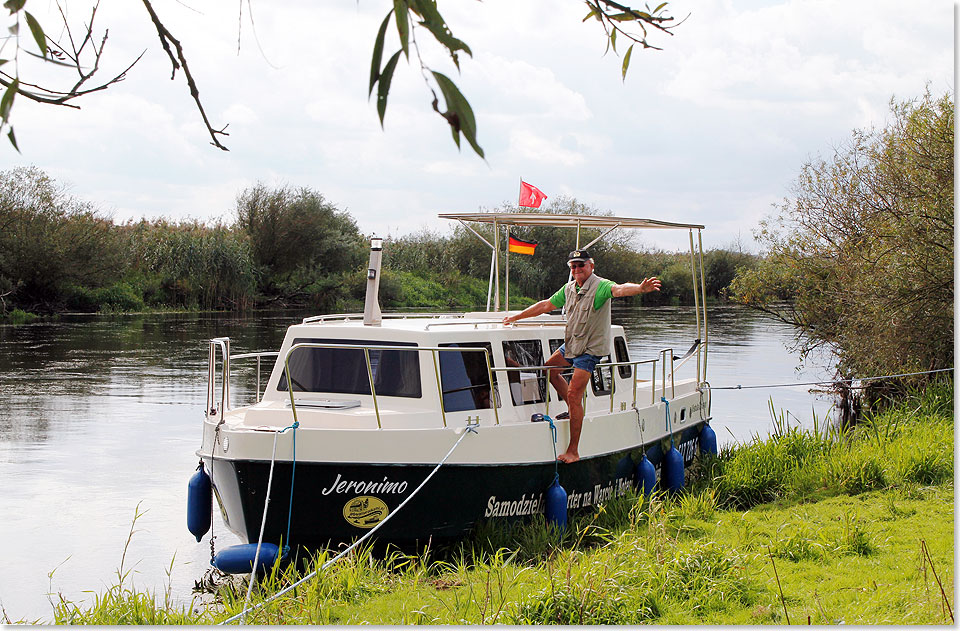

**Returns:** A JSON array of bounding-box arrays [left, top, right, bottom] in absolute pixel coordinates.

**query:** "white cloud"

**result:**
[[507, 129, 586, 166], [222, 104, 259, 126], [470, 54, 593, 122]]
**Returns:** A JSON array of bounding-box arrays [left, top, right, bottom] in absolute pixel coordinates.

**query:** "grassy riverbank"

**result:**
[[36, 380, 954, 625]]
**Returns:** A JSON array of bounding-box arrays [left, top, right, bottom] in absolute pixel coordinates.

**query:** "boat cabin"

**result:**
[[236, 311, 649, 433]]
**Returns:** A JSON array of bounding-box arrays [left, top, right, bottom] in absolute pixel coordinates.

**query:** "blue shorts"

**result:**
[[556, 344, 603, 374]]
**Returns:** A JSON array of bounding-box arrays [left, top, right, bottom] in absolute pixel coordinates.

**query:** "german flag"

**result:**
[[508, 233, 538, 255]]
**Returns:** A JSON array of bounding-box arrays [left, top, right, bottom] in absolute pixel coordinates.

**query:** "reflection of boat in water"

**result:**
[[189, 212, 716, 556]]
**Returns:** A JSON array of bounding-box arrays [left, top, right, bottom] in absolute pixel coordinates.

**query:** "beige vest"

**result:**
[[563, 273, 612, 357]]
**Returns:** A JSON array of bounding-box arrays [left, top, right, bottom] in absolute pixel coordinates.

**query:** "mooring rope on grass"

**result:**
[[219, 425, 478, 626], [708, 367, 953, 391], [240, 420, 299, 623]]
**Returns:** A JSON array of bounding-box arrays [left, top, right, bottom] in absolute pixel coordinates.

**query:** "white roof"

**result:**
[[438, 212, 704, 230]]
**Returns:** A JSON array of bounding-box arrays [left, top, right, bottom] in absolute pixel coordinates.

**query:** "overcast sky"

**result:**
[[1, 0, 953, 252]]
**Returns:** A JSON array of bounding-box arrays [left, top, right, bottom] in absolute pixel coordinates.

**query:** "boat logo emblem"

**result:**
[[343, 496, 389, 528]]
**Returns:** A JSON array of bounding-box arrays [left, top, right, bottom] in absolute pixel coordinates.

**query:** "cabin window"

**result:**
[[548, 339, 574, 381], [438, 342, 498, 412], [277, 338, 422, 398], [591, 356, 613, 396], [550, 338, 612, 396], [614, 336, 632, 379], [502, 340, 547, 406]]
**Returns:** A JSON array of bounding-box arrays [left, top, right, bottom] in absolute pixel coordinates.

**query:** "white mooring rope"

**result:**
[[708, 367, 953, 391], [240, 422, 297, 623], [219, 425, 478, 625]]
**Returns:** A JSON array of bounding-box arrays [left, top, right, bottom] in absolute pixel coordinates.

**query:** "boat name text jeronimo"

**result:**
[[321, 473, 409, 496]]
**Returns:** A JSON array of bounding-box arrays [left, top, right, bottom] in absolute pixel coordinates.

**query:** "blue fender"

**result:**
[[212, 543, 282, 574], [699, 423, 718, 456], [187, 462, 211, 542], [635, 454, 657, 497], [545, 478, 568, 530], [661, 445, 685, 494]]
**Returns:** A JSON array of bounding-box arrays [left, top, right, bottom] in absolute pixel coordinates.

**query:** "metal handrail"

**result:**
[[424, 317, 567, 330], [207, 337, 230, 420], [230, 351, 280, 402], [489, 352, 687, 411], [302, 312, 474, 324], [660, 348, 675, 399]]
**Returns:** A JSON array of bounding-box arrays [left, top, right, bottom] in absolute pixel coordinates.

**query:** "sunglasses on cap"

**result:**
[[569, 261, 586, 269]]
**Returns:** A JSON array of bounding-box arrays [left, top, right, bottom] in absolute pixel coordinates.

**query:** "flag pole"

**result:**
[[493, 218, 500, 311], [505, 176, 523, 312], [485, 247, 495, 312], [505, 227, 510, 312]]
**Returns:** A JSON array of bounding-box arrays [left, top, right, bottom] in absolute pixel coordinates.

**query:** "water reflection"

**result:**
[[0, 305, 835, 622], [616, 304, 836, 445]]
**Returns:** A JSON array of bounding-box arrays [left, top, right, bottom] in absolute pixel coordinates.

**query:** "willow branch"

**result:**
[[141, 0, 229, 151], [0, 2, 143, 109], [586, 0, 680, 51]]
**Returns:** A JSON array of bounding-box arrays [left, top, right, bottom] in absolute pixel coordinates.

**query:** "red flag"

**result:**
[[518, 180, 548, 208], [508, 233, 538, 255]]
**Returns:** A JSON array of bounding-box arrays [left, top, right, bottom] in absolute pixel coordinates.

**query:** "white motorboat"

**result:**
[[189, 212, 715, 555]]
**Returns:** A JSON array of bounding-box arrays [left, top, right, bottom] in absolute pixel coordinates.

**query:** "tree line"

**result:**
[[728, 89, 953, 390], [0, 171, 753, 317]]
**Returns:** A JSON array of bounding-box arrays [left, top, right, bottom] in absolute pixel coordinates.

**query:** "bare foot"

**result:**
[[557, 450, 579, 464]]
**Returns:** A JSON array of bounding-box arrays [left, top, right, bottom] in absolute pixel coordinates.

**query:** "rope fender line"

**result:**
[[220, 425, 478, 626], [660, 397, 674, 447], [708, 367, 954, 391], [240, 420, 299, 622], [544, 414, 560, 484]]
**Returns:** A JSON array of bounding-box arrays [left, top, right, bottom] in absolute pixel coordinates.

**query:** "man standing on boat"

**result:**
[[502, 250, 661, 463]]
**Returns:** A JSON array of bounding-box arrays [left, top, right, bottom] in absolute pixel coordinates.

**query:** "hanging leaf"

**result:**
[[3, 0, 25, 15], [431, 71, 483, 159], [1, 78, 18, 123], [377, 50, 402, 127], [369, 11, 393, 97], [7, 126, 17, 152], [410, 0, 471, 69], [393, 0, 410, 59], [621, 44, 634, 81], [23, 12, 45, 58], [23, 49, 72, 66]]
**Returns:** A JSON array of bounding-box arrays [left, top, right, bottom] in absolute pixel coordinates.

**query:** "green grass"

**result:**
[[2, 308, 39, 324], [33, 379, 955, 625]]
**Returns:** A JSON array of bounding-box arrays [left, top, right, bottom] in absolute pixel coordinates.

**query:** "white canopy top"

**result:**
[[438, 212, 704, 231]]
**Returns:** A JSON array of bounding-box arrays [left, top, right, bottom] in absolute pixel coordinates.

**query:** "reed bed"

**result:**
[[36, 379, 953, 625]]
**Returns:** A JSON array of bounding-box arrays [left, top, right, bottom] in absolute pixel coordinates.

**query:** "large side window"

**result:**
[[614, 336, 632, 379], [439, 342, 498, 412], [550, 338, 611, 396], [502, 340, 547, 406], [591, 355, 613, 396], [548, 339, 574, 381], [277, 338, 421, 398]]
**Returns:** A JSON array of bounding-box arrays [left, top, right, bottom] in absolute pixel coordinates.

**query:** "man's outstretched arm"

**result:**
[[502, 298, 557, 325], [611, 277, 661, 297]]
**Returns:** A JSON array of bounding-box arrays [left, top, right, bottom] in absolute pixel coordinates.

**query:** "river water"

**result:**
[[0, 304, 835, 622]]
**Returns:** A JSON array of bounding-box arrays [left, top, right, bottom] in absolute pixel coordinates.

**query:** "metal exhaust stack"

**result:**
[[363, 237, 383, 326]]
